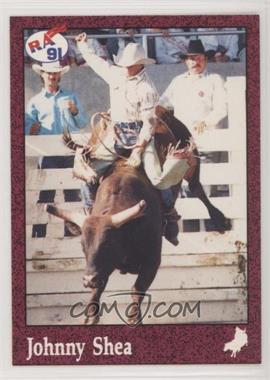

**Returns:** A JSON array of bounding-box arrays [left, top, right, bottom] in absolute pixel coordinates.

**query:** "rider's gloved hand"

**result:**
[[125, 147, 143, 168]]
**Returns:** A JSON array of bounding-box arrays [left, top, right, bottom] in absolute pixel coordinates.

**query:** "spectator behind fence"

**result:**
[[99, 28, 119, 59], [238, 47, 246, 63], [159, 39, 227, 135], [25, 61, 88, 136], [196, 28, 218, 61], [237, 28, 246, 63], [151, 28, 189, 64], [198, 27, 240, 62], [25, 60, 89, 169], [215, 28, 239, 62], [116, 29, 141, 55]]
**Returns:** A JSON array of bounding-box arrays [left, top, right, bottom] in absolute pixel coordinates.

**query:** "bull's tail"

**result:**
[[45, 204, 86, 229]]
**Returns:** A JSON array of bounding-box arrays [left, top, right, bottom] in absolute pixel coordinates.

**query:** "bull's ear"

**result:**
[[65, 221, 82, 236]]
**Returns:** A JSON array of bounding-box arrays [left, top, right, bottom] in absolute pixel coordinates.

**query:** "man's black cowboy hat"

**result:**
[[180, 39, 206, 59]]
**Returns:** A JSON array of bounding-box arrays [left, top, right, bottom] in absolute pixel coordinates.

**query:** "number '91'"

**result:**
[[47, 47, 63, 60]]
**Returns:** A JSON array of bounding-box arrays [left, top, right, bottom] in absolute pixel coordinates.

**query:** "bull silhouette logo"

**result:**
[[107, 292, 152, 327], [223, 327, 248, 358]]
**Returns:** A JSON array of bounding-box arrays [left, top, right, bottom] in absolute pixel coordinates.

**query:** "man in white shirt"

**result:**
[[159, 39, 227, 135], [75, 32, 191, 245]]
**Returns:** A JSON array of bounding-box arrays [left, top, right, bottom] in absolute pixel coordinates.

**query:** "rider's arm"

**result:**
[[137, 82, 160, 145], [77, 40, 115, 84], [126, 84, 158, 168], [138, 110, 156, 145]]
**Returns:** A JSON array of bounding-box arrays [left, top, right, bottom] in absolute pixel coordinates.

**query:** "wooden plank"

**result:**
[[194, 129, 245, 152], [25, 189, 65, 204], [26, 168, 77, 191], [26, 194, 246, 225], [26, 294, 247, 325], [25, 157, 39, 183], [26, 230, 247, 260], [26, 189, 67, 225], [25, 133, 91, 157], [199, 163, 246, 185], [25, 162, 246, 191], [233, 219, 247, 241], [46, 224, 65, 238], [26, 224, 67, 239], [27, 288, 245, 308], [176, 196, 246, 220], [25, 190, 40, 206], [25, 129, 245, 157], [26, 302, 247, 325], [26, 224, 65, 239], [26, 264, 247, 294], [26, 253, 247, 273]]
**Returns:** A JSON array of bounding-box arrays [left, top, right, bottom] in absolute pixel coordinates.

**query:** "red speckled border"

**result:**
[[11, 15, 260, 365]]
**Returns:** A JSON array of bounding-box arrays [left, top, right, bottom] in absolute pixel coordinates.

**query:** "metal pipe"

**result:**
[[63, 29, 245, 40]]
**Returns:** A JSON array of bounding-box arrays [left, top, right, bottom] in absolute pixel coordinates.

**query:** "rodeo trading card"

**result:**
[[10, 14, 261, 366]]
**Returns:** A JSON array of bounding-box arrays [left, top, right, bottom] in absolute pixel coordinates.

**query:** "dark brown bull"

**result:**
[[46, 159, 163, 326], [46, 113, 188, 325], [46, 108, 230, 325]]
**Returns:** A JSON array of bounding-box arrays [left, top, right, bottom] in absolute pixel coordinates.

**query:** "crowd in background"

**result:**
[[24, 27, 246, 65]]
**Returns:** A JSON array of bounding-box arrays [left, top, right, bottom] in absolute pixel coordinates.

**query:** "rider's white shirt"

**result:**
[[78, 41, 159, 141], [159, 70, 227, 130]]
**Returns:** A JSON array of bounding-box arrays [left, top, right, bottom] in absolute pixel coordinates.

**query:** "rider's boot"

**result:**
[[163, 208, 181, 246], [160, 188, 180, 246]]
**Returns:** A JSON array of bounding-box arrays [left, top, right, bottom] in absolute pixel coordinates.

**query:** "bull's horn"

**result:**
[[110, 200, 146, 228], [45, 205, 87, 229]]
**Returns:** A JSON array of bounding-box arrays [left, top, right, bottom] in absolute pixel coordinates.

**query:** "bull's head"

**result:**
[[45, 200, 146, 287]]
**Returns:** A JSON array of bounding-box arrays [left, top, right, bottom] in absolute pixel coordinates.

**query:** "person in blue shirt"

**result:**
[[25, 59, 89, 206], [25, 61, 88, 135]]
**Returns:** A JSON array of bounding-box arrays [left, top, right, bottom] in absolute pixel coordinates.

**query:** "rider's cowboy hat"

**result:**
[[113, 43, 155, 67], [180, 39, 206, 59], [32, 61, 70, 75]]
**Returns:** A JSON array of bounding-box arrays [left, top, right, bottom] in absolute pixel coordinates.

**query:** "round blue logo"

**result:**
[[25, 30, 68, 63]]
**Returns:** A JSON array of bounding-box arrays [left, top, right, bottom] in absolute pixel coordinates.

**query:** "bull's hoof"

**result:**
[[83, 275, 93, 288], [209, 207, 232, 233], [126, 305, 143, 326], [127, 311, 143, 326], [84, 314, 100, 325], [127, 317, 143, 326]]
